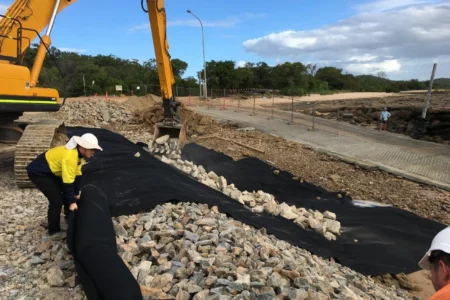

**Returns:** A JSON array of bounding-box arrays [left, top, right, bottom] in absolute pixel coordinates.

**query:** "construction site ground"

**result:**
[[1, 93, 449, 299], [191, 105, 450, 189]]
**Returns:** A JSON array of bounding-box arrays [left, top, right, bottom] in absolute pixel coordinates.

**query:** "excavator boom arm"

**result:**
[[146, 0, 175, 102], [0, 0, 76, 61]]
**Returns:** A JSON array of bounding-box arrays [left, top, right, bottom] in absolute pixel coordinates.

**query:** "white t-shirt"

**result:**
[[380, 111, 391, 121]]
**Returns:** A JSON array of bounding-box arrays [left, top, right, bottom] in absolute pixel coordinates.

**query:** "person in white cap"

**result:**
[[418, 227, 450, 300], [26, 133, 103, 235]]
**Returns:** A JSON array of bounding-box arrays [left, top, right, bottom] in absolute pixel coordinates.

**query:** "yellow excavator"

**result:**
[[0, 0, 186, 188]]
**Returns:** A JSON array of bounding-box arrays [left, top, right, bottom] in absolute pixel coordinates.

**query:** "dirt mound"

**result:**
[[132, 103, 218, 136], [125, 94, 161, 112]]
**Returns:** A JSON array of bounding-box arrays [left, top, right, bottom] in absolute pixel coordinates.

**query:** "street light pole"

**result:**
[[187, 10, 207, 99]]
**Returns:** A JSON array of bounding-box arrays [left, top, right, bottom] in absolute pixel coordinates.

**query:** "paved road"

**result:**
[[191, 106, 450, 191]]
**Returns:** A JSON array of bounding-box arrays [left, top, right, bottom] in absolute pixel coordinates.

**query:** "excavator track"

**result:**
[[14, 120, 67, 188]]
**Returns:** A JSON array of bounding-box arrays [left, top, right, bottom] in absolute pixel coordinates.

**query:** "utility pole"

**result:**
[[187, 10, 207, 99], [422, 63, 437, 119]]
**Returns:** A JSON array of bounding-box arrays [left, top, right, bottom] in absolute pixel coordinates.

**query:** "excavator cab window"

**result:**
[[0, 14, 24, 64]]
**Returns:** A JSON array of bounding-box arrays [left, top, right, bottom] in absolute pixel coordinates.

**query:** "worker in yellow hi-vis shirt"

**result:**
[[26, 133, 103, 235]]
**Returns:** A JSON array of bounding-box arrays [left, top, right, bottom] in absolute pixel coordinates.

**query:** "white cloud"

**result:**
[[242, 1, 450, 79], [236, 61, 246, 68], [129, 24, 150, 32], [355, 0, 431, 12], [58, 47, 86, 53], [129, 13, 264, 32], [347, 59, 401, 74], [349, 54, 378, 62], [0, 3, 10, 14]]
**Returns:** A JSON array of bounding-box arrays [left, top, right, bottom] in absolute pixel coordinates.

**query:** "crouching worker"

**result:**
[[26, 133, 103, 235]]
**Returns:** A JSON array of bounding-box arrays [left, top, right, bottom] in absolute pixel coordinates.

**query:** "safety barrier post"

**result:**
[[253, 95, 256, 115], [222, 88, 226, 110], [289, 96, 294, 124], [337, 108, 340, 136], [188, 88, 192, 106], [312, 106, 316, 130], [271, 94, 274, 119], [309, 103, 317, 131], [209, 89, 212, 108], [222, 93, 226, 110]]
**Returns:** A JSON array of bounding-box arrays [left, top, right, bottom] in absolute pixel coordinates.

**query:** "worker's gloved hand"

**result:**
[[69, 203, 78, 211]]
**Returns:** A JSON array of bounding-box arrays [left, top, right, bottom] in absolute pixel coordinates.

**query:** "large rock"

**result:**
[[218, 176, 227, 190], [149, 273, 173, 290], [325, 219, 341, 235], [235, 273, 251, 290], [323, 211, 336, 220], [193, 290, 210, 300], [156, 135, 170, 145], [195, 218, 216, 227], [279, 203, 298, 220], [208, 171, 219, 182], [47, 266, 65, 287], [264, 198, 277, 214], [267, 272, 289, 288]]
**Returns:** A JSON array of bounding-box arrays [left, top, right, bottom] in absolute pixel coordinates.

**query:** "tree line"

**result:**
[[24, 45, 450, 97], [201, 61, 450, 95], [22, 45, 198, 97]]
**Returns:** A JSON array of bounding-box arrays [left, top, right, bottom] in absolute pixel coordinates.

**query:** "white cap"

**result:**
[[73, 133, 103, 151], [419, 227, 450, 270]]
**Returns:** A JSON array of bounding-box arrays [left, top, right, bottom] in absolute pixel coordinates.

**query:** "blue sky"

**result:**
[[1, 0, 450, 80]]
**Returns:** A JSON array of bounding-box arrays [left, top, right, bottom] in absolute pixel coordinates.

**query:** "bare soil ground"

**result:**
[[176, 92, 406, 107], [274, 93, 450, 143]]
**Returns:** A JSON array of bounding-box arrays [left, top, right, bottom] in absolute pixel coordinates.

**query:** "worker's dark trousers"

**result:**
[[28, 175, 69, 232]]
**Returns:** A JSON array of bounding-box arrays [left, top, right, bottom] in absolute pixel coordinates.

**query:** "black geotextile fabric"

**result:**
[[181, 143, 447, 273], [64, 127, 446, 299], [66, 185, 143, 300]]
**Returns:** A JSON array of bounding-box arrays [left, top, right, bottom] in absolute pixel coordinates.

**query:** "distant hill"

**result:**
[[433, 78, 450, 88], [353, 75, 450, 93], [356, 75, 392, 92]]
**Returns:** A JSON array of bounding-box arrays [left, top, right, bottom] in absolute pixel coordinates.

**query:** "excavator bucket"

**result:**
[[151, 121, 187, 151]]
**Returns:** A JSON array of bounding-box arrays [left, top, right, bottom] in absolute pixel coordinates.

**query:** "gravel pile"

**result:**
[[32, 100, 134, 127], [116, 202, 408, 300], [145, 141, 341, 241], [146, 135, 182, 160], [0, 160, 85, 299]]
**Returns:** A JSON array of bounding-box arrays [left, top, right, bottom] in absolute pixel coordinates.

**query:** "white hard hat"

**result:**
[[419, 227, 450, 270], [73, 133, 103, 151]]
